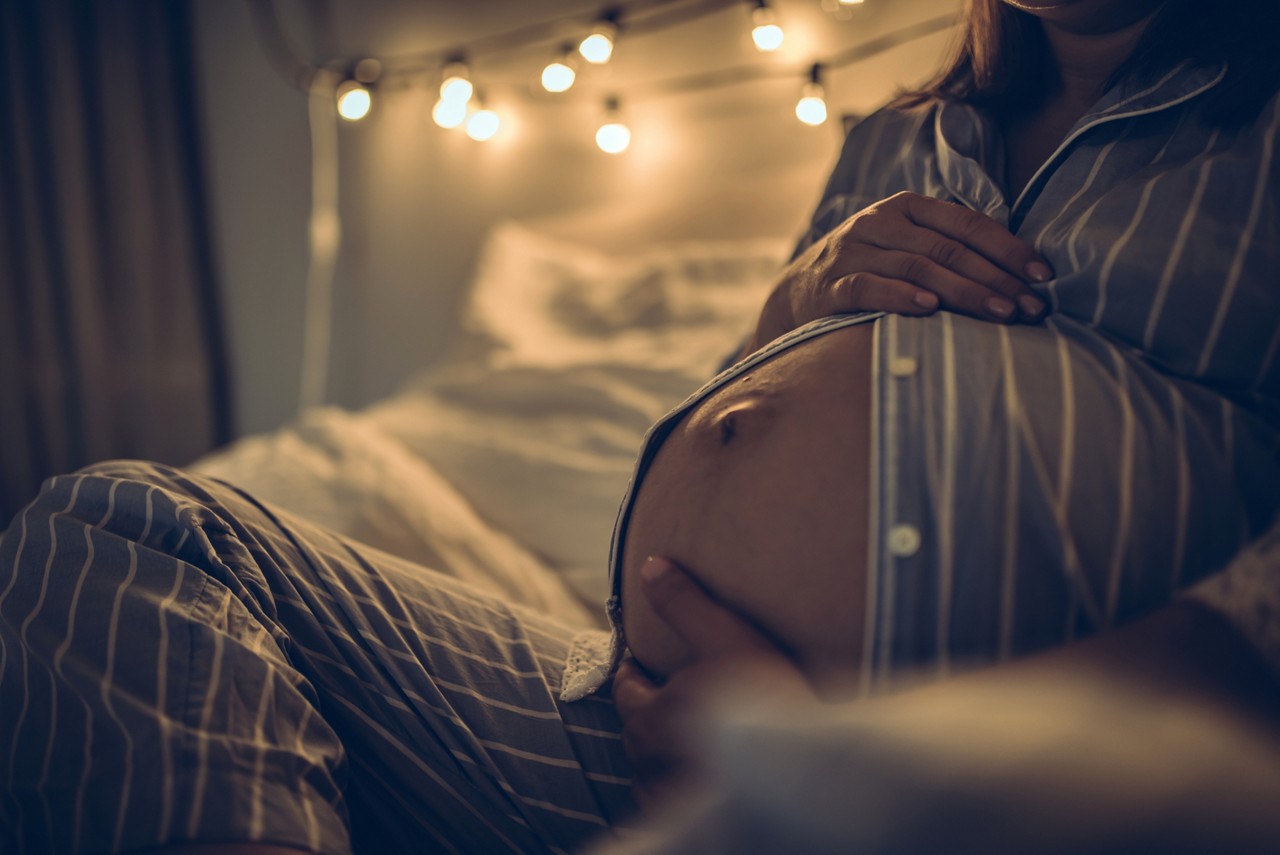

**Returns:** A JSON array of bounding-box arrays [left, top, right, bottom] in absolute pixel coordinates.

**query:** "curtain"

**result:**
[[0, 0, 231, 522]]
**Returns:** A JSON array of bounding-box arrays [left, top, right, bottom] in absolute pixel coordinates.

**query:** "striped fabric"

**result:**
[[806, 60, 1280, 690], [0, 461, 633, 854], [804, 61, 1280, 421], [580, 61, 1280, 699]]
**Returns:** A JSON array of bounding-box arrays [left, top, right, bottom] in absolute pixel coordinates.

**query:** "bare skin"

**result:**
[[1001, 0, 1164, 196], [621, 323, 873, 689]]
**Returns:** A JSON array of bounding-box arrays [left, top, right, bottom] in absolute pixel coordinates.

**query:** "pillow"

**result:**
[[463, 220, 789, 377]]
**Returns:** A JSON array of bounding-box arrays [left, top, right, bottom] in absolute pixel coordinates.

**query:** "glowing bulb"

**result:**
[[837, 0, 865, 4], [432, 97, 467, 128], [796, 83, 827, 126], [542, 61, 576, 93], [440, 62, 473, 103], [579, 24, 616, 64], [751, 4, 784, 52], [466, 108, 500, 141], [596, 122, 631, 154], [336, 82, 372, 122], [441, 76, 473, 103], [752, 23, 783, 51]]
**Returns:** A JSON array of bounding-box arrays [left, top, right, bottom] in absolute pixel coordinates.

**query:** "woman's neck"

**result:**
[[999, 8, 1161, 200], [1038, 10, 1160, 115]]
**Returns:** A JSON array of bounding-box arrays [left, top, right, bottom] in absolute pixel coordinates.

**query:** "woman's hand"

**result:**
[[612, 556, 813, 811], [748, 191, 1054, 352]]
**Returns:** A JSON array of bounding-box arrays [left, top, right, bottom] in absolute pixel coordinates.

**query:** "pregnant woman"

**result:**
[[603, 0, 1280, 697], [3, 1, 1279, 853]]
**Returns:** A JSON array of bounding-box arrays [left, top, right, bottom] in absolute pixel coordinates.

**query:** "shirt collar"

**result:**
[[1081, 60, 1227, 126], [931, 60, 1228, 226]]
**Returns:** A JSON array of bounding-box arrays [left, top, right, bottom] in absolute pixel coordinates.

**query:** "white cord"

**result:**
[[299, 70, 341, 412]]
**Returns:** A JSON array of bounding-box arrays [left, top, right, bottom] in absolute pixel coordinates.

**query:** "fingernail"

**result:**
[[640, 556, 673, 586], [1025, 261, 1053, 282], [912, 291, 938, 310], [985, 297, 1015, 319], [1018, 294, 1046, 317]]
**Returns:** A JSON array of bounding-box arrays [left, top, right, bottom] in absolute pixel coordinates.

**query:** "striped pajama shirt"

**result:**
[[0, 461, 633, 853], [571, 60, 1280, 698]]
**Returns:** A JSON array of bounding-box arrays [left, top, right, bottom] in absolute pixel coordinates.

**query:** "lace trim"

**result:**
[[560, 628, 622, 702]]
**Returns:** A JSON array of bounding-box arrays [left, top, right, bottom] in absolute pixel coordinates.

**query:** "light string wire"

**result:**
[[248, 0, 744, 91], [247, 0, 958, 103]]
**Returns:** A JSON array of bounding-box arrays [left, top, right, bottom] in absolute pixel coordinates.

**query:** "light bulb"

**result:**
[[752, 22, 783, 51], [466, 108, 500, 141], [796, 83, 827, 126], [837, 0, 866, 5], [440, 62, 473, 103], [596, 122, 631, 154], [432, 96, 467, 129], [541, 61, 576, 93], [336, 81, 372, 121], [579, 23, 616, 64], [751, 4, 784, 52]]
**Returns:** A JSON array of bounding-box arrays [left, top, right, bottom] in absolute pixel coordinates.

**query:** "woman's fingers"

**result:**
[[837, 192, 1049, 322], [873, 249, 1021, 322], [891, 223, 1046, 318], [766, 192, 1053, 340], [637, 556, 777, 663], [613, 659, 668, 768], [613, 659, 685, 808], [824, 272, 939, 318], [816, 251, 1017, 324], [897, 191, 1053, 284], [618, 559, 821, 808]]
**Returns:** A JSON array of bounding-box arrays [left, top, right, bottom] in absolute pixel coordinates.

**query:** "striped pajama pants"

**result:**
[[0, 461, 634, 854]]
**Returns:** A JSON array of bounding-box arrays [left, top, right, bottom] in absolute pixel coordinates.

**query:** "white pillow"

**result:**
[[464, 221, 789, 377]]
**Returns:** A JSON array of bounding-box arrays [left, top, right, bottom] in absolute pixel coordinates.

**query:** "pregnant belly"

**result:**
[[617, 322, 876, 689]]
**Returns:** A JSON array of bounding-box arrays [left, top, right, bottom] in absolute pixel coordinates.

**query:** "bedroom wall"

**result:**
[[193, 0, 961, 439]]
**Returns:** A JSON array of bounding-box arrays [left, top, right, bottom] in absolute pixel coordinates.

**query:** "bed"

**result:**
[[191, 220, 789, 630]]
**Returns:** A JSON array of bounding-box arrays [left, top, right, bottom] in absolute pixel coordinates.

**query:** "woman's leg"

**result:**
[[0, 461, 632, 855]]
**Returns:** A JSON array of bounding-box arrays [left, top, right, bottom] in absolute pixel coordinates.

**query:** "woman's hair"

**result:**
[[892, 0, 1280, 128]]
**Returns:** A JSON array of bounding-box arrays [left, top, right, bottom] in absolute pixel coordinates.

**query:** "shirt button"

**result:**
[[887, 524, 921, 557], [889, 355, 918, 377]]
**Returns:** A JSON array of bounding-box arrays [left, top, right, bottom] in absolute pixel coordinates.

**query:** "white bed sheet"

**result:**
[[193, 221, 787, 628]]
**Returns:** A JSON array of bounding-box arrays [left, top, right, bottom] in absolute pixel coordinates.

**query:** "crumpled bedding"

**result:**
[[192, 221, 786, 629]]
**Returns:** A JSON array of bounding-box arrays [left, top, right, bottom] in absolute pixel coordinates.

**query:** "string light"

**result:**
[[579, 11, 619, 65], [595, 96, 631, 154], [439, 59, 474, 104], [541, 44, 577, 93], [335, 80, 372, 121], [432, 96, 468, 128], [247, 0, 961, 155], [795, 63, 827, 126], [750, 1, 784, 53], [433, 57, 473, 129], [465, 95, 501, 141]]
